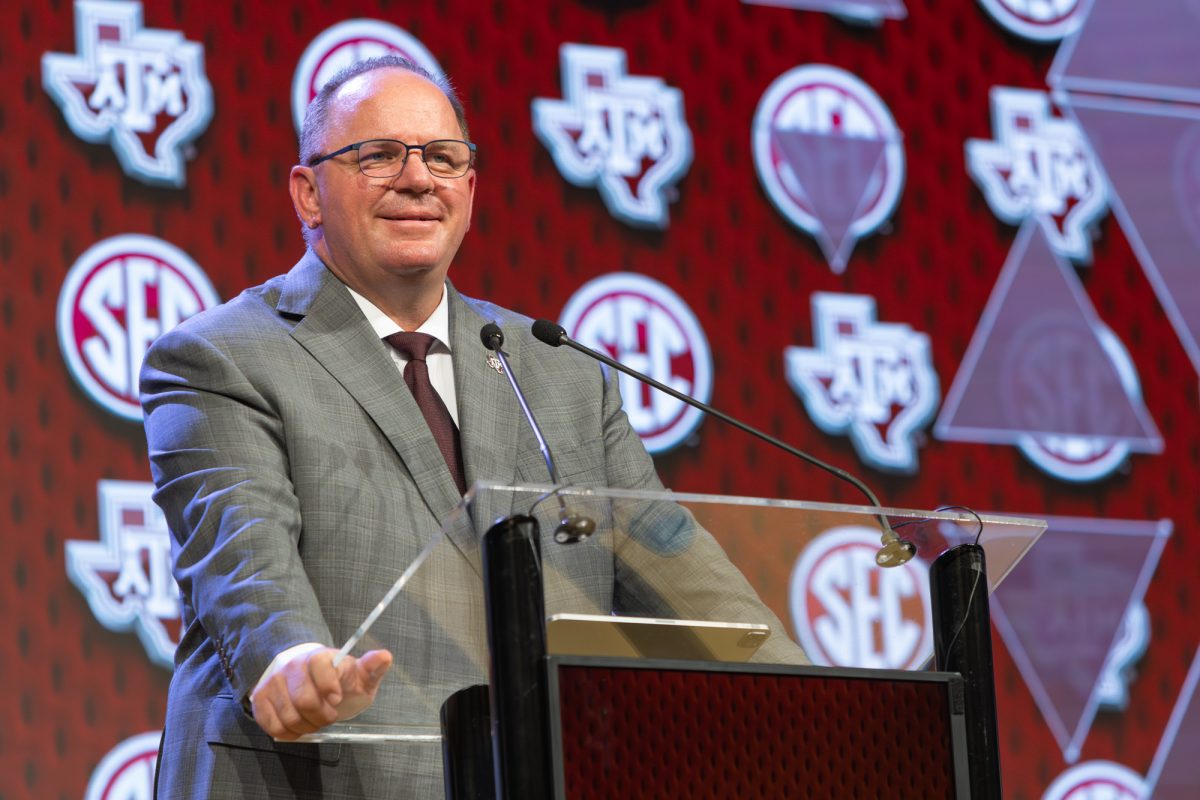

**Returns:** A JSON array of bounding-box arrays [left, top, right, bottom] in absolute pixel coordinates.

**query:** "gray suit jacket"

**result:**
[[141, 251, 802, 799]]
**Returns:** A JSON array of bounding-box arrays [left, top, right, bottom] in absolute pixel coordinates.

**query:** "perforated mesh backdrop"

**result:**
[[2, 0, 1197, 797]]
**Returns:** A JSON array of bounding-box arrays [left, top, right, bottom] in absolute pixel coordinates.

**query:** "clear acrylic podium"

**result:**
[[297, 481, 1045, 798]]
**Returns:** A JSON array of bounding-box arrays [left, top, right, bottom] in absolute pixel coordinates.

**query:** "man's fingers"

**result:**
[[253, 681, 318, 739], [307, 650, 343, 707], [269, 653, 335, 728], [252, 692, 289, 740], [269, 688, 321, 737], [289, 682, 340, 729]]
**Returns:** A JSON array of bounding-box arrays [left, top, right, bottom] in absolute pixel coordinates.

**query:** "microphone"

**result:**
[[530, 319, 916, 567], [480, 323, 596, 544]]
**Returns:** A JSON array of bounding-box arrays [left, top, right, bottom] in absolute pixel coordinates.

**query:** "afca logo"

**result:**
[[559, 273, 711, 453], [42, 0, 212, 187], [292, 19, 443, 133], [57, 234, 218, 422], [67, 481, 180, 670], [978, 0, 1088, 42], [1042, 761, 1146, 800], [790, 526, 933, 670], [753, 64, 905, 273], [533, 44, 693, 229], [84, 731, 160, 800], [967, 88, 1108, 262], [785, 293, 938, 473]]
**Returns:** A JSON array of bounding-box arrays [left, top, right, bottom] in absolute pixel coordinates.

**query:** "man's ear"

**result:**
[[289, 165, 322, 230], [464, 168, 476, 233]]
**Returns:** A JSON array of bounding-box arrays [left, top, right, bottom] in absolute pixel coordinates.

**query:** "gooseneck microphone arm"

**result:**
[[481, 323, 560, 484], [530, 319, 915, 566], [480, 323, 596, 544]]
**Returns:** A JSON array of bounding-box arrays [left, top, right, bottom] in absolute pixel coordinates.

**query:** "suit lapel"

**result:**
[[448, 286, 521, 528], [278, 252, 478, 570]]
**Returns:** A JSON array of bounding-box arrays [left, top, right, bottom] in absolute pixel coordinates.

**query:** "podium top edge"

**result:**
[[462, 480, 1047, 531]]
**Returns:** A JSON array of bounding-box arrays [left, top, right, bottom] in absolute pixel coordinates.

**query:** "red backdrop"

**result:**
[[2, 0, 1196, 797]]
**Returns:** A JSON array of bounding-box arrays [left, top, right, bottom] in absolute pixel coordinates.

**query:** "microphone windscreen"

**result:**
[[532, 319, 567, 347], [480, 323, 504, 350]]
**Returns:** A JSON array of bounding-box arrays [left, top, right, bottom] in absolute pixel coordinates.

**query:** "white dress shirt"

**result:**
[[346, 284, 458, 424]]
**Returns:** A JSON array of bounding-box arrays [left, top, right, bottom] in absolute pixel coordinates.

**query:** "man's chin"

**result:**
[[382, 259, 446, 281]]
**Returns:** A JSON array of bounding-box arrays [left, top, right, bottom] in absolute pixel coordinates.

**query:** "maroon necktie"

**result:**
[[384, 332, 466, 495]]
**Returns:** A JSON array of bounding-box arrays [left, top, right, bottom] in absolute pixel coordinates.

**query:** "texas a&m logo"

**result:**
[[292, 19, 443, 133], [67, 480, 180, 669], [57, 234, 218, 421], [790, 526, 933, 670], [559, 273, 712, 453], [532, 44, 693, 229], [978, 0, 1088, 42], [967, 88, 1108, 262], [42, 0, 212, 187], [785, 293, 938, 473], [753, 65, 905, 273]]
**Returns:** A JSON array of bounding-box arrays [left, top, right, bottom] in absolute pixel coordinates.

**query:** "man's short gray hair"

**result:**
[[298, 54, 470, 167]]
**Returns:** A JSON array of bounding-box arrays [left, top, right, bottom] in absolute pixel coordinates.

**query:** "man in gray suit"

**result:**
[[142, 55, 803, 798]]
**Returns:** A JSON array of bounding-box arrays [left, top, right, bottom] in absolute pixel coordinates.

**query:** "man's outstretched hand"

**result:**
[[250, 647, 393, 740]]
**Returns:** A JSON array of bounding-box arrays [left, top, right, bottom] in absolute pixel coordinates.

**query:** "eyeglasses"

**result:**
[[308, 138, 477, 179]]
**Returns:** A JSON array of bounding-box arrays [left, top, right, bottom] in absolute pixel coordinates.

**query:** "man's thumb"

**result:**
[[361, 650, 393, 686]]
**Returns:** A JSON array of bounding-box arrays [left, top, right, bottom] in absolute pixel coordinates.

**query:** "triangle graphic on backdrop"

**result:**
[[1145, 646, 1200, 798], [774, 130, 888, 271], [1063, 97, 1200, 379], [991, 516, 1171, 763], [1048, 0, 1200, 104], [934, 220, 1162, 447]]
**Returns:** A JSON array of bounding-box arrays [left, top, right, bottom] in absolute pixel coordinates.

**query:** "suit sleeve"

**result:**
[[597, 363, 810, 665], [141, 326, 334, 699]]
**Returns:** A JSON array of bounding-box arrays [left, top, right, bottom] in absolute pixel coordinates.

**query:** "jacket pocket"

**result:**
[[205, 694, 341, 765]]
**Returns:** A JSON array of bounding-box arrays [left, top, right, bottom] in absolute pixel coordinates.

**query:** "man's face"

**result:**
[[296, 69, 475, 293]]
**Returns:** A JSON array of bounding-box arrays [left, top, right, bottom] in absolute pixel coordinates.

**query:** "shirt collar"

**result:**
[[345, 284, 452, 352]]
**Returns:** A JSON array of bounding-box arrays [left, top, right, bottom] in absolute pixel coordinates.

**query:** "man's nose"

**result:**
[[389, 150, 436, 190]]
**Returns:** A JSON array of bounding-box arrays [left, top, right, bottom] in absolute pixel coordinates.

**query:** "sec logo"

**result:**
[[1042, 760, 1146, 800], [57, 235, 218, 421], [558, 273, 712, 454], [292, 19, 442, 133], [84, 731, 160, 800], [753, 64, 905, 274], [790, 526, 933, 670], [978, 0, 1087, 42], [1013, 313, 1143, 482]]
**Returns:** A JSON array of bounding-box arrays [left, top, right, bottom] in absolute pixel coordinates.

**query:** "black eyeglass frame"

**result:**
[[307, 138, 477, 178]]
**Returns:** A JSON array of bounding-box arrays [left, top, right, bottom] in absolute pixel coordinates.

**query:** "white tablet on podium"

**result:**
[[546, 613, 770, 662]]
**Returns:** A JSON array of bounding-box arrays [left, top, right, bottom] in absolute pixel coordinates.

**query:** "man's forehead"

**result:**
[[334, 68, 443, 112], [325, 68, 455, 138]]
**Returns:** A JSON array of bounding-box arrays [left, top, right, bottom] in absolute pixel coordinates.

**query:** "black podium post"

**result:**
[[931, 543, 1002, 798], [479, 515, 553, 800], [440, 684, 494, 800]]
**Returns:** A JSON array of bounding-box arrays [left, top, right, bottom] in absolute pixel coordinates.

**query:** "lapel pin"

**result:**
[[486, 354, 505, 374]]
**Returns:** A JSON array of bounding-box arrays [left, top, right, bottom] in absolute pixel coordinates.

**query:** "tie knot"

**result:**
[[385, 331, 437, 361]]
